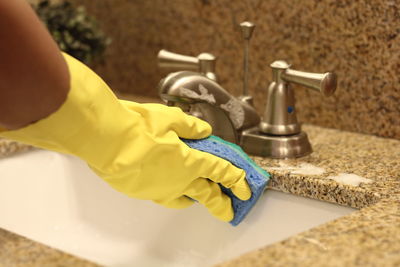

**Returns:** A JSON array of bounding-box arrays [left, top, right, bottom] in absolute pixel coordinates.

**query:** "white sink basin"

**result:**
[[0, 150, 354, 267]]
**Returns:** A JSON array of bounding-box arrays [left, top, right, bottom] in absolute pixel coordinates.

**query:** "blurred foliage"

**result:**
[[33, 0, 111, 64]]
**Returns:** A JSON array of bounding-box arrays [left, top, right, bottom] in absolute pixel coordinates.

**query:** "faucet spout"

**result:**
[[158, 71, 260, 144]]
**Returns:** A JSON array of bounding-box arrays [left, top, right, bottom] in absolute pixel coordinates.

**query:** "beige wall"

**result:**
[[67, 0, 400, 139]]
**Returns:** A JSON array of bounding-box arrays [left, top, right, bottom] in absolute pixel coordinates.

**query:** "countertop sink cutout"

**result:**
[[0, 149, 354, 267]]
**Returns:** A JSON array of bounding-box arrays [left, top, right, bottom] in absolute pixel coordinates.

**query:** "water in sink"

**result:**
[[0, 149, 355, 267]]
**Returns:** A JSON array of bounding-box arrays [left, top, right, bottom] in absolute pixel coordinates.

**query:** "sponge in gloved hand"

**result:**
[[182, 135, 270, 226]]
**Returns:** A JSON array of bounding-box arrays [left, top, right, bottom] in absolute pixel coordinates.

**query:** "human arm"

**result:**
[[0, 0, 69, 129]]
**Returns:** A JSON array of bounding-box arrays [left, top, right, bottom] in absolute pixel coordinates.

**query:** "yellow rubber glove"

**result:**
[[0, 53, 251, 222]]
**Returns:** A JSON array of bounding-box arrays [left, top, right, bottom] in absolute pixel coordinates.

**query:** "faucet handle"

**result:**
[[283, 70, 337, 97], [271, 61, 337, 96], [157, 49, 218, 81]]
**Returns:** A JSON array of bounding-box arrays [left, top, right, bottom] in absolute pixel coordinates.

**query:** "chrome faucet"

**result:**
[[157, 69, 260, 144], [157, 21, 337, 158]]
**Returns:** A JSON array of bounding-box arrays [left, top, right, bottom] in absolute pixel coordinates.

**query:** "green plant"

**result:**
[[33, 0, 111, 64]]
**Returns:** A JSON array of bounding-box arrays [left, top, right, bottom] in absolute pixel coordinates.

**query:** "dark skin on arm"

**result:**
[[0, 0, 69, 130]]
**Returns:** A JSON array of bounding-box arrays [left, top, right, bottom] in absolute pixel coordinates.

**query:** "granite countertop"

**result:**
[[0, 139, 32, 159], [1, 124, 399, 266], [217, 125, 400, 267], [0, 228, 97, 267]]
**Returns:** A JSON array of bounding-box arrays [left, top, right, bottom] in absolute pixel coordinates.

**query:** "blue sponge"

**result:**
[[181, 135, 270, 226]]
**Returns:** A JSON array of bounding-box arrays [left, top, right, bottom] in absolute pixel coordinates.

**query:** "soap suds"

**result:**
[[179, 84, 216, 104], [327, 173, 373, 186], [220, 98, 245, 129], [269, 162, 325, 176]]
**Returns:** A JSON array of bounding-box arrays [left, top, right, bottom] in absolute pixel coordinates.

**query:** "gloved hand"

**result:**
[[0, 53, 251, 222]]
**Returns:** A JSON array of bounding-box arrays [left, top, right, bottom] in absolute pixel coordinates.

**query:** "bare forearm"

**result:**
[[0, 0, 69, 130]]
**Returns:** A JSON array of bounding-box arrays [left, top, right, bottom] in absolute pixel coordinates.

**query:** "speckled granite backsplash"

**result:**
[[66, 0, 400, 139]]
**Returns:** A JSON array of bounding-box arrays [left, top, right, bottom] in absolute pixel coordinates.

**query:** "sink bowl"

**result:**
[[0, 150, 355, 266]]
